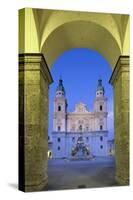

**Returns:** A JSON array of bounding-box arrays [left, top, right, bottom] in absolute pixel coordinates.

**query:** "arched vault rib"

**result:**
[[41, 20, 121, 69], [39, 10, 122, 53]]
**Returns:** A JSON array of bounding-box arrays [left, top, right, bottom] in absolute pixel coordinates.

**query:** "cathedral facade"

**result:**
[[52, 78, 108, 158]]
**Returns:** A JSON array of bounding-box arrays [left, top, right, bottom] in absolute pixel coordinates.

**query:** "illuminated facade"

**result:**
[[52, 78, 108, 158]]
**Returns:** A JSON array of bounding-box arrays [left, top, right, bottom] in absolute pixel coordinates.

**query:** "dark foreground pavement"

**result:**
[[45, 156, 117, 191]]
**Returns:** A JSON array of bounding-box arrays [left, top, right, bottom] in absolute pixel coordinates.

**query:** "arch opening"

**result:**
[[48, 48, 115, 190]]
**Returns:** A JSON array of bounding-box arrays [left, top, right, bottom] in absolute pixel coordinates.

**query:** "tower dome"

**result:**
[[96, 79, 104, 97], [56, 78, 66, 97]]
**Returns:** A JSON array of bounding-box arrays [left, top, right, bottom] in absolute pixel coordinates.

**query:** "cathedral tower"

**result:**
[[53, 78, 67, 132], [94, 79, 108, 131]]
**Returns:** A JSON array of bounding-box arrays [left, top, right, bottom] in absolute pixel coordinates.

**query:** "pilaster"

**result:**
[[19, 53, 53, 192], [109, 55, 129, 185]]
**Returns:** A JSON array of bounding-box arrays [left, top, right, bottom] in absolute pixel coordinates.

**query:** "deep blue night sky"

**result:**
[[48, 48, 114, 140]]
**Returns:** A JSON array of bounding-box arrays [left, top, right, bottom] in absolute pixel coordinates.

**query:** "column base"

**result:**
[[115, 174, 129, 186], [20, 177, 48, 192]]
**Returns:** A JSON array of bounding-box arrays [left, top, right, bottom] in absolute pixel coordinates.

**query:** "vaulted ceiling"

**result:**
[[19, 8, 129, 69]]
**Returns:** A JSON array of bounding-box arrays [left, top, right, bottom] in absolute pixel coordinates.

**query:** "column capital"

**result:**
[[19, 53, 53, 85], [109, 55, 129, 86]]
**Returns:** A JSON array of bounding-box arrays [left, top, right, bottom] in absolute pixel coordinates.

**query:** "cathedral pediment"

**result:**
[[74, 102, 88, 113]]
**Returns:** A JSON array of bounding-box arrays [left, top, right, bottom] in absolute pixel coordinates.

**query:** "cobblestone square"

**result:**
[[47, 157, 116, 190]]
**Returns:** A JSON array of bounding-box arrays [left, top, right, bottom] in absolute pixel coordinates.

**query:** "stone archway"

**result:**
[[19, 8, 129, 191]]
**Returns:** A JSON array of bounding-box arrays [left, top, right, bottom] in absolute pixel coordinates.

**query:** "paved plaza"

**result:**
[[46, 156, 117, 191]]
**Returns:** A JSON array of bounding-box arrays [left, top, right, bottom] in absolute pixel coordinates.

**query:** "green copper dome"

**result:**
[[56, 78, 66, 95], [96, 79, 104, 93]]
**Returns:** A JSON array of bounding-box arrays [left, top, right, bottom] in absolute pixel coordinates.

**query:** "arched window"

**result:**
[[58, 126, 61, 131], [100, 136, 103, 141], [100, 125, 103, 130], [100, 145, 103, 149], [79, 125, 82, 131], [58, 137, 61, 142], [100, 105, 102, 111], [58, 105, 61, 111], [58, 146, 60, 151]]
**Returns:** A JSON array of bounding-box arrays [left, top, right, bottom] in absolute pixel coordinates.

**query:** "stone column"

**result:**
[[19, 53, 53, 192], [109, 55, 129, 185]]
